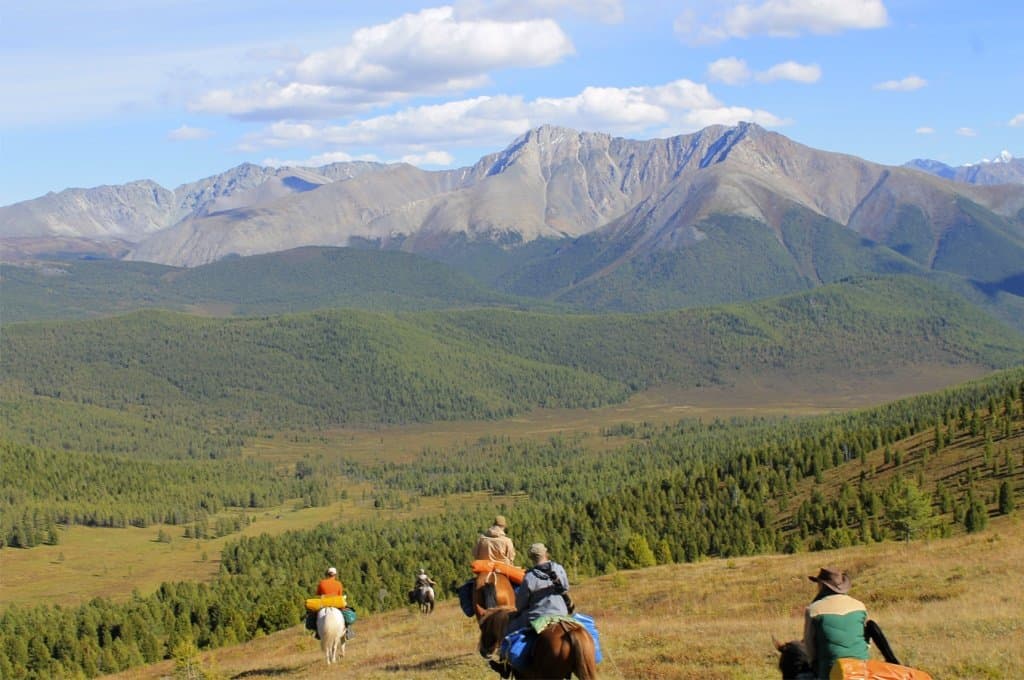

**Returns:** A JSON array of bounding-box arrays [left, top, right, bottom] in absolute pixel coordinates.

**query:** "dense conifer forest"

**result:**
[[3, 276, 1021, 450], [1, 366, 1021, 678]]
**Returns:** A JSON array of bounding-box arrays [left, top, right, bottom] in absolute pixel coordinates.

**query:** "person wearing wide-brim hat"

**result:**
[[802, 567, 868, 679]]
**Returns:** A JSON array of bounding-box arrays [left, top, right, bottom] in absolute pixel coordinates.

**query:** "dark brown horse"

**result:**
[[773, 638, 813, 680], [472, 569, 516, 619], [477, 606, 597, 679]]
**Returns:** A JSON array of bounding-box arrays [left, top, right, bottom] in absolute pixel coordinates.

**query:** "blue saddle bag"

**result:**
[[573, 612, 603, 663], [500, 628, 536, 671]]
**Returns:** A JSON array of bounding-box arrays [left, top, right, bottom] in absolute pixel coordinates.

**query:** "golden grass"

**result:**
[[0, 488, 496, 608], [102, 514, 1024, 680]]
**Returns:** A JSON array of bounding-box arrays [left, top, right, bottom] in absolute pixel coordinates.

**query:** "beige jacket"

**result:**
[[472, 525, 516, 564]]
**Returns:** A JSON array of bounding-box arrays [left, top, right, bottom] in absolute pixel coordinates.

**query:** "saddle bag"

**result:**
[[572, 613, 603, 663], [830, 658, 934, 680], [457, 579, 475, 617], [341, 606, 357, 625], [500, 629, 536, 671]]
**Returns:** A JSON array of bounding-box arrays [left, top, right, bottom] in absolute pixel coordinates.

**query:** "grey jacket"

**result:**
[[507, 560, 570, 633]]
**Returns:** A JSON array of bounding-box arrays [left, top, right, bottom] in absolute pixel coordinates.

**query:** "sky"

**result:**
[[2, 0, 1023, 206]]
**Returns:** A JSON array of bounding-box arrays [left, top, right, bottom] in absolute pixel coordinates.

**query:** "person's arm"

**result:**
[[557, 564, 569, 591]]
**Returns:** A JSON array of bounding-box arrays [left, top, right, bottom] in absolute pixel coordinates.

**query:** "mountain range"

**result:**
[[3, 123, 1024, 324], [905, 151, 1024, 186]]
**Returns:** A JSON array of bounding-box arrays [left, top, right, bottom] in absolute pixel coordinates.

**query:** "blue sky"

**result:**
[[2, 0, 1022, 206]]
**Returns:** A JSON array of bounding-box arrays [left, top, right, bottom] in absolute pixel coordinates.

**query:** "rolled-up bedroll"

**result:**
[[471, 559, 526, 584], [305, 595, 347, 612]]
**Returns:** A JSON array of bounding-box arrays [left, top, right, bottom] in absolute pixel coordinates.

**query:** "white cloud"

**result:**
[[707, 57, 751, 85], [400, 151, 456, 166], [956, 127, 977, 137], [755, 61, 821, 83], [167, 124, 213, 141], [1010, 113, 1024, 127], [873, 75, 927, 92], [915, 127, 935, 134], [191, 6, 574, 120], [261, 150, 380, 167], [294, 7, 572, 88], [237, 78, 787, 155], [455, 0, 624, 24], [675, 0, 888, 44]]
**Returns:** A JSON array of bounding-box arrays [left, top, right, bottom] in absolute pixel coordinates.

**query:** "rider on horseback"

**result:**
[[308, 566, 355, 641], [415, 568, 437, 590], [489, 542, 573, 676]]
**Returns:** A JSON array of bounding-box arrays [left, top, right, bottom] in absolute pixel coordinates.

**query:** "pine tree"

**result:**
[[998, 480, 1015, 516]]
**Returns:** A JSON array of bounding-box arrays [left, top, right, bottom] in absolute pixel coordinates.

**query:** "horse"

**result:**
[[773, 637, 814, 680], [477, 606, 597, 680], [774, 621, 905, 679], [317, 607, 347, 664], [472, 569, 516, 620], [408, 584, 435, 613]]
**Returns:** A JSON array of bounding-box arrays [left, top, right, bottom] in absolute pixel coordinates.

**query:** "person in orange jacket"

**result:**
[[308, 566, 354, 639], [318, 566, 344, 597]]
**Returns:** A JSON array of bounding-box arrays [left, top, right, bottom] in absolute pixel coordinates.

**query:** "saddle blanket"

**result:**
[[501, 613, 603, 667]]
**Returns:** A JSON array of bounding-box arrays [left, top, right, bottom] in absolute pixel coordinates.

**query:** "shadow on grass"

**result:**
[[384, 652, 477, 672], [232, 667, 297, 678]]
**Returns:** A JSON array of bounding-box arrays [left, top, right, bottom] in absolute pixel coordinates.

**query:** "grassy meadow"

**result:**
[[103, 514, 1024, 680]]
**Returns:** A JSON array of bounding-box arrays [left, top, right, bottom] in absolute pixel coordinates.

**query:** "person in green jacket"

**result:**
[[802, 567, 868, 679]]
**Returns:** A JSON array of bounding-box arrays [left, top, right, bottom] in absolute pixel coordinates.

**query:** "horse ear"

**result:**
[[772, 635, 785, 652]]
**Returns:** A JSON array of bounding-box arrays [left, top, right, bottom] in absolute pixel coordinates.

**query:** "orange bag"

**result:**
[[471, 559, 526, 584], [830, 658, 934, 680]]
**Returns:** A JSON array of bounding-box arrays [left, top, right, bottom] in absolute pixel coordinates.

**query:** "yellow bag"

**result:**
[[830, 658, 934, 680], [305, 594, 346, 612]]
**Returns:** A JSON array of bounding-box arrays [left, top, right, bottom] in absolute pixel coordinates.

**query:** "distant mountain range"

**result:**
[[905, 151, 1024, 185], [3, 124, 1023, 326]]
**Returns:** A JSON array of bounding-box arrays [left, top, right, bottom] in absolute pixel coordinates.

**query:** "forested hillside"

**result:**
[[0, 246, 527, 322], [3, 276, 1021, 457], [1, 367, 1021, 678]]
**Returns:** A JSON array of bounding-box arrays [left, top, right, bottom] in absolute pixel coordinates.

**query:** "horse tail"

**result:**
[[568, 622, 598, 680]]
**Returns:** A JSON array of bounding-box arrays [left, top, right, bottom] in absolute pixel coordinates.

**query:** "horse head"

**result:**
[[774, 637, 813, 680], [477, 606, 514, 658]]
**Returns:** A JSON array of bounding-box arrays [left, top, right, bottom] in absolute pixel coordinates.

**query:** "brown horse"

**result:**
[[477, 606, 597, 680], [472, 569, 516, 619]]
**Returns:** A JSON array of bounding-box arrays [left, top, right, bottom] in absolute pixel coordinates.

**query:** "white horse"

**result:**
[[317, 606, 347, 664]]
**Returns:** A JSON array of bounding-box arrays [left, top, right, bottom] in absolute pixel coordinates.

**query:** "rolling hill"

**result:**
[[3, 276, 1022, 449], [0, 246, 531, 322]]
